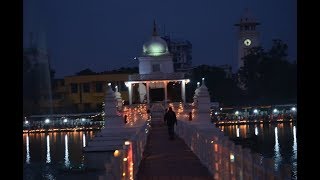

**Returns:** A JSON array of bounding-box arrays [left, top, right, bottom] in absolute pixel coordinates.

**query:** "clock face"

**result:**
[[244, 39, 251, 46]]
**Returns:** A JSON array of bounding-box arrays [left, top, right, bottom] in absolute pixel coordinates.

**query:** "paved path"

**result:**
[[136, 116, 213, 180]]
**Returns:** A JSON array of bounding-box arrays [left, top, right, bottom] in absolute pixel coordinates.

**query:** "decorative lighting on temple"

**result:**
[[114, 150, 120, 157], [230, 153, 235, 162], [125, 141, 130, 145]]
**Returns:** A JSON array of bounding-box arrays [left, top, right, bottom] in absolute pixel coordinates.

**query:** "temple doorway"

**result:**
[[149, 88, 164, 102]]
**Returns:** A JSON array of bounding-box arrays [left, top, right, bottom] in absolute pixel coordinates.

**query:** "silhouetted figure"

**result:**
[[164, 107, 177, 140]]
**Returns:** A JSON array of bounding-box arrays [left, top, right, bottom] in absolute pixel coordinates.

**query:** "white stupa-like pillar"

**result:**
[[196, 78, 211, 122], [104, 83, 123, 127], [114, 85, 123, 110], [181, 80, 186, 103], [193, 81, 201, 105]]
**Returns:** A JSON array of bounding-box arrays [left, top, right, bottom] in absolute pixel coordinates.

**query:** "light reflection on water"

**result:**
[[26, 134, 30, 164], [46, 135, 51, 164], [82, 133, 86, 148], [274, 127, 282, 171], [64, 134, 70, 168], [23, 131, 100, 179], [218, 122, 297, 179], [254, 126, 258, 135], [292, 126, 297, 179]]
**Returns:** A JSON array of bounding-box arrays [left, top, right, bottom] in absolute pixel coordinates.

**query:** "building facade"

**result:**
[[162, 35, 192, 72], [51, 73, 131, 113]]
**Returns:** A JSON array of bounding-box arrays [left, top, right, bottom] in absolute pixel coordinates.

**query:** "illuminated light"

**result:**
[[236, 127, 240, 137], [82, 118, 85, 121], [253, 109, 258, 114], [230, 153, 235, 162], [235, 111, 239, 115], [214, 112, 218, 115], [114, 150, 120, 157], [291, 107, 296, 112], [45, 119, 50, 123], [123, 157, 128, 161], [124, 141, 130, 145], [108, 83, 111, 86], [273, 109, 278, 113], [25, 120, 29, 124], [255, 126, 258, 135], [214, 144, 218, 152], [202, 77, 205, 81], [220, 108, 222, 111], [186, 79, 190, 84], [63, 118, 68, 123], [123, 172, 126, 176], [211, 140, 214, 144]]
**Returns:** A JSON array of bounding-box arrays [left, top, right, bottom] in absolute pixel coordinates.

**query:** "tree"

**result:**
[[238, 39, 297, 104]]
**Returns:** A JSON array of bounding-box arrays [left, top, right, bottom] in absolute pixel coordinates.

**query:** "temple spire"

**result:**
[[152, 19, 158, 36]]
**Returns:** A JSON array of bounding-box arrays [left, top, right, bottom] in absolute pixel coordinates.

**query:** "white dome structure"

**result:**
[[143, 36, 169, 57]]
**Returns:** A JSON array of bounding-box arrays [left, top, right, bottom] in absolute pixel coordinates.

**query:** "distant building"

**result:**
[[161, 35, 192, 72], [51, 73, 131, 113], [235, 8, 260, 70]]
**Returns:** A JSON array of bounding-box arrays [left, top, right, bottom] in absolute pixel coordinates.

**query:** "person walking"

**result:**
[[164, 107, 177, 140]]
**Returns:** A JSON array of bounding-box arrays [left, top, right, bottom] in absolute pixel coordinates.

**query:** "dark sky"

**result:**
[[23, 0, 296, 78]]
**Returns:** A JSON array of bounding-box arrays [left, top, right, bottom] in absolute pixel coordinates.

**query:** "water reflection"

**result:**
[[26, 134, 30, 164], [65, 134, 70, 168], [46, 135, 51, 163], [292, 126, 297, 178], [83, 133, 86, 148], [254, 126, 258, 135], [236, 126, 240, 137], [274, 127, 281, 171], [218, 123, 297, 179]]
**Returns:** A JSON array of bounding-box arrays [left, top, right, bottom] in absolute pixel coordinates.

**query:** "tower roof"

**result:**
[[234, 8, 260, 26]]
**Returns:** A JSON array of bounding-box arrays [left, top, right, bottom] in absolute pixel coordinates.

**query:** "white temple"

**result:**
[[125, 21, 190, 105]]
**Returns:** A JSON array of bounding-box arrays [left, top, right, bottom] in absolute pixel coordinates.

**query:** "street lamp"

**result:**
[[45, 119, 50, 124]]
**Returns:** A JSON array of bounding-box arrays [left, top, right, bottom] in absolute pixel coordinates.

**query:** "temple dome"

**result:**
[[142, 20, 169, 57]]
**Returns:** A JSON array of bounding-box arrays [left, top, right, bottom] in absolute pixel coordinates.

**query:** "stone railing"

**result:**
[[175, 118, 292, 180], [104, 120, 151, 180], [128, 72, 185, 81]]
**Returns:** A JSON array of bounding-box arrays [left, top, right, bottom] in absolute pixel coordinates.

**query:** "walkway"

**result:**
[[136, 112, 214, 180]]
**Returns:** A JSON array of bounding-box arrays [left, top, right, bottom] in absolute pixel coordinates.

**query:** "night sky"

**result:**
[[23, 0, 296, 78]]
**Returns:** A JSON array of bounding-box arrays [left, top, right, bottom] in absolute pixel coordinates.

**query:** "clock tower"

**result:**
[[235, 8, 260, 70]]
